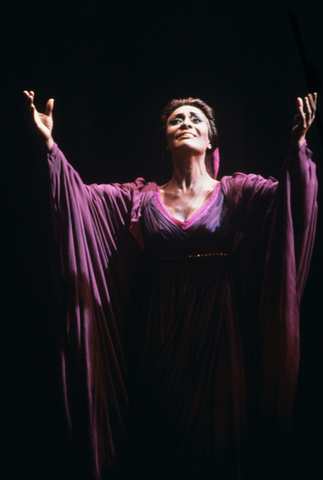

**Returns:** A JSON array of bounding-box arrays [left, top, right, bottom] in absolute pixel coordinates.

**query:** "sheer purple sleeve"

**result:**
[[221, 142, 318, 464], [46, 143, 149, 478], [259, 143, 317, 420]]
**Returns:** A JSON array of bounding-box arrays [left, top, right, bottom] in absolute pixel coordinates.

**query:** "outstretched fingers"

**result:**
[[296, 97, 307, 128], [308, 92, 317, 110], [304, 96, 313, 126], [298, 93, 317, 128], [308, 93, 317, 125], [45, 98, 54, 117], [23, 90, 35, 111], [22, 90, 55, 150], [291, 93, 317, 147]]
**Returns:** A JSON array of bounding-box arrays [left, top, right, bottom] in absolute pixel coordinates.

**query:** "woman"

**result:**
[[24, 91, 317, 480]]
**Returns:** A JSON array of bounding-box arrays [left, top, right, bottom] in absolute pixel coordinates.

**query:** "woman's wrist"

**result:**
[[46, 137, 54, 152], [290, 135, 306, 149]]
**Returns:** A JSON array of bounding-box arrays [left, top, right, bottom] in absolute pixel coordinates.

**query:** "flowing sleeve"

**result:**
[[259, 143, 317, 424], [46, 143, 150, 478], [221, 142, 317, 461]]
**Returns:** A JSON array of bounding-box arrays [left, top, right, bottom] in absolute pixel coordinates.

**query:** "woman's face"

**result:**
[[166, 105, 212, 156]]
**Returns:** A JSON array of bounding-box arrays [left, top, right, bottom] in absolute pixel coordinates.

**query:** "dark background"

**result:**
[[1, 0, 322, 478]]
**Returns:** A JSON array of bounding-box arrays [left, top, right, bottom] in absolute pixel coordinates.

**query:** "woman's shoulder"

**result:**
[[220, 172, 277, 194], [219, 173, 278, 212], [91, 178, 158, 196], [86, 179, 159, 213]]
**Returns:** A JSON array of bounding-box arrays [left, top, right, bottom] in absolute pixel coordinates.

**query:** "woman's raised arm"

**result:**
[[23, 90, 54, 152]]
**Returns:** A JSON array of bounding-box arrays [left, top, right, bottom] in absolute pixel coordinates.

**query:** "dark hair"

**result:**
[[160, 97, 218, 152]]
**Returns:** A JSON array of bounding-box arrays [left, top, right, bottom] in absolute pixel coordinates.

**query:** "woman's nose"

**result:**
[[180, 117, 193, 129]]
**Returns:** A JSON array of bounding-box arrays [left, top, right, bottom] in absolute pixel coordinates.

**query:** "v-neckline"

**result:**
[[154, 182, 221, 230]]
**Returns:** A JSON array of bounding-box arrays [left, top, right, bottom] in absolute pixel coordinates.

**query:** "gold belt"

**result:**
[[160, 252, 231, 261]]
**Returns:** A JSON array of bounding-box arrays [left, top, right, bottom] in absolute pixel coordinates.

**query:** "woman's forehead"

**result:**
[[168, 105, 208, 121]]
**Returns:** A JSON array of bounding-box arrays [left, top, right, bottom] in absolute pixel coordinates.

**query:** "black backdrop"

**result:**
[[1, 1, 323, 478]]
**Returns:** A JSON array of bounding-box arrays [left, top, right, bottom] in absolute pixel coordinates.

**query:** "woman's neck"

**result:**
[[168, 153, 212, 191], [159, 152, 218, 222]]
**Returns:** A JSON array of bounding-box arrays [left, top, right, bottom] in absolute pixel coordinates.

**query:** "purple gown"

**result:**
[[46, 142, 317, 479]]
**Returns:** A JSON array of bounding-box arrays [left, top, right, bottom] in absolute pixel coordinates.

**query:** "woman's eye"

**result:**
[[168, 116, 202, 125]]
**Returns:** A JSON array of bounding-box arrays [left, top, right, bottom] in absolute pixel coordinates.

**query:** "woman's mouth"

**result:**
[[177, 132, 195, 139]]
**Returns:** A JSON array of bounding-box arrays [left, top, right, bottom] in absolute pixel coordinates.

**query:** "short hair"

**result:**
[[160, 97, 218, 152]]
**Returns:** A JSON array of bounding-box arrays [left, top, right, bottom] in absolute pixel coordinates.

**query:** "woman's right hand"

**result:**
[[23, 90, 54, 152]]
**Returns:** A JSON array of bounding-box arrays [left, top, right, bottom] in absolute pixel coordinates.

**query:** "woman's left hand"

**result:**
[[291, 92, 317, 147]]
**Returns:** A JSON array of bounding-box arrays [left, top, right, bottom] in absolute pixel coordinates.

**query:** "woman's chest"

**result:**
[[140, 191, 236, 258], [160, 184, 219, 223]]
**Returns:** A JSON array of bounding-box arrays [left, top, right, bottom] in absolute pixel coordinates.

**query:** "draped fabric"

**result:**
[[46, 142, 317, 479]]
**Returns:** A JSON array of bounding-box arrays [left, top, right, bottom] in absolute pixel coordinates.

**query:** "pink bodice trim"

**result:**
[[154, 182, 221, 230]]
